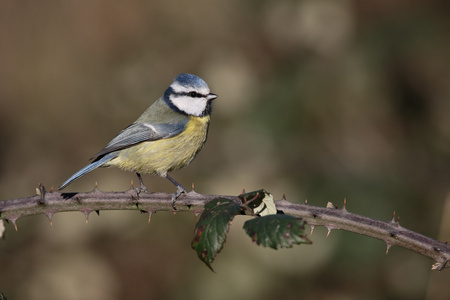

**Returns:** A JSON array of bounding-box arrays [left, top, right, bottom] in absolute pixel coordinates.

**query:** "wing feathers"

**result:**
[[91, 121, 187, 161]]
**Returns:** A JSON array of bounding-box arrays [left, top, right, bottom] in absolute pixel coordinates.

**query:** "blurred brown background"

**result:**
[[1, 0, 450, 299]]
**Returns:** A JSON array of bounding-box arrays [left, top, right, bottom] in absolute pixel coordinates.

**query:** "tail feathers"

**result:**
[[58, 153, 117, 190]]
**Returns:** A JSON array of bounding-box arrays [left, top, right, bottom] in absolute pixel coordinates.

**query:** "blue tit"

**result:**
[[58, 73, 218, 207]]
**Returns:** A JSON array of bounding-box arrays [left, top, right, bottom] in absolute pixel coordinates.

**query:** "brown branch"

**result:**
[[276, 199, 450, 271], [0, 187, 240, 226], [1, 187, 449, 270]]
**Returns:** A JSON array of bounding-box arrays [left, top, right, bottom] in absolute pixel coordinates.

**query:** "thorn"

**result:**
[[142, 207, 155, 223], [341, 198, 347, 212], [45, 212, 54, 226], [50, 186, 54, 192], [148, 211, 153, 223], [326, 225, 335, 238], [191, 182, 195, 191], [93, 182, 100, 192], [391, 211, 396, 223], [81, 210, 91, 224], [304, 199, 308, 205], [310, 224, 315, 236], [241, 186, 245, 194], [95, 210, 100, 216], [397, 216, 400, 225], [282, 193, 286, 200], [9, 218, 18, 231], [386, 243, 392, 254]]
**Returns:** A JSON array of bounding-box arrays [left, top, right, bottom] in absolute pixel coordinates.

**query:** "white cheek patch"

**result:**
[[171, 95, 208, 116]]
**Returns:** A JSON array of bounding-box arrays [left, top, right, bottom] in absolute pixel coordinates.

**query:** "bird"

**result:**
[[58, 73, 218, 208]]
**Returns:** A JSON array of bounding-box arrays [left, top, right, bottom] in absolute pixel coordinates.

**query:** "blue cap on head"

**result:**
[[174, 73, 208, 89]]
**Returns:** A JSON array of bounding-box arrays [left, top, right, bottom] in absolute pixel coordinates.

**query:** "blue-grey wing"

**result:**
[[90, 121, 187, 161]]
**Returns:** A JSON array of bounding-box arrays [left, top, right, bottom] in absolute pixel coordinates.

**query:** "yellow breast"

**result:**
[[108, 116, 210, 176]]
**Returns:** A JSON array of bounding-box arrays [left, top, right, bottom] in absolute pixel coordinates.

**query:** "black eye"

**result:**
[[189, 91, 198, 97]]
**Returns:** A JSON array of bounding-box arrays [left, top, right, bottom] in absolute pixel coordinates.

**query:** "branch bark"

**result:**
[[1, 187, 449, 270]]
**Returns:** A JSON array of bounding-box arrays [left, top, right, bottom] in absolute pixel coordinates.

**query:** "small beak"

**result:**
[[207, 93, 218, 101]]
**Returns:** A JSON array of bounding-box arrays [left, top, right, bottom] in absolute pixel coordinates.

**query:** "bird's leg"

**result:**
[[165, 174, 187, 209], [135, 173, 148, 196]]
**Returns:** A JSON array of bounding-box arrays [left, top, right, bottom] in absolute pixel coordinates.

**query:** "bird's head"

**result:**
[[164, 73, 218, 117]]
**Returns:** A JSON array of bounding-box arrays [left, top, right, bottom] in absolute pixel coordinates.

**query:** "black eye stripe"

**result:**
[[174, 91, 206, 98]]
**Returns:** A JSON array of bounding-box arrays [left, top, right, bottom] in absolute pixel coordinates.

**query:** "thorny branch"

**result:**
[[0, 186, 449, 270]]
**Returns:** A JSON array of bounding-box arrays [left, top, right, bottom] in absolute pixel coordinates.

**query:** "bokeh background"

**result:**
[[1, 0, 450, 299]]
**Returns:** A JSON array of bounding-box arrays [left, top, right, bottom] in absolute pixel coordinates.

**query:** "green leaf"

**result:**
[[239, 189, 277, 216], [243, 215, 312, 249], [191, 198, 242, 270]]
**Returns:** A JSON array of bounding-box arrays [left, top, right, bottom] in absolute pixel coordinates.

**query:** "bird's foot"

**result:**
[[135, 185, 148, 199], [171, 186, 187, 210], [135, 172, 148, 198]]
